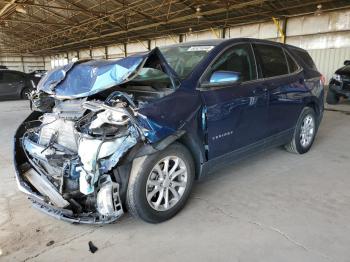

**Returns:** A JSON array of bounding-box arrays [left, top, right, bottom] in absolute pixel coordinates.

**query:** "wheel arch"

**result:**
[[176, 132, 206, 180], [122, 130, 206, 180], [306, 101, 318, 116], [303, 95, 323, 126]]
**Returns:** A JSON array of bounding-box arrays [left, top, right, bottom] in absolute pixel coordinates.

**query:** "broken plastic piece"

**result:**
[[88, 241, 98, 253]]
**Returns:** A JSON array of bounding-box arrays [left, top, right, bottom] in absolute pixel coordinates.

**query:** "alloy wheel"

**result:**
[[300, 114, 315, 148], [146, 156, 188, 211]]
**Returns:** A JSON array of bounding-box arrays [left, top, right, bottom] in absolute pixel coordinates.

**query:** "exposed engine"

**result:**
[[13, 50, 178, 224], [21, 91, 144, 222]]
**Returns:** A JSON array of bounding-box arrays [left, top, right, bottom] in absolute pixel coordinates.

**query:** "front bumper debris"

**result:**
[[14, 118, 125, 224], [30, 197, 122, 224], [28, 196, 123, 224], [14, 163, 124, 224]]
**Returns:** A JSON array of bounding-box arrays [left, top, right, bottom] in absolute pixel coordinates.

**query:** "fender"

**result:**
[[124, 130, 186, 161]]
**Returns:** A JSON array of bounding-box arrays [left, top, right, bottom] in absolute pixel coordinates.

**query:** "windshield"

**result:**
[[159, 45, 214, 79]]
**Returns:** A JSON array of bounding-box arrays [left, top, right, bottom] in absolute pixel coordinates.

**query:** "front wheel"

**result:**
[[126, 142, 195, 223], [21, 87, 31, 99], [285, 107, 317, 154]]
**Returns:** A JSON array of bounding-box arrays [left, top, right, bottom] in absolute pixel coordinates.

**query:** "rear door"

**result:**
[[200, 43, 269, 159], [252, 43, 304, 137]]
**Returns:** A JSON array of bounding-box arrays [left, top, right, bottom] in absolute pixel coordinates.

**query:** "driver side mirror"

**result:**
[[199, 70, 241, 90], [209, 70, 241, 84]]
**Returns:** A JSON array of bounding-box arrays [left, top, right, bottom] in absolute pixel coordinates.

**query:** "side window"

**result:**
[[285, 51, 299, 73], [1, 72, 23, 83], [253, 44, 288, 78], [208, 44, 257, 82]]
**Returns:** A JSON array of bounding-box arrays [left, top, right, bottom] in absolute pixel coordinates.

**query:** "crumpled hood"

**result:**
[[37, 48, 179, 99], [38, 55, 146, 99]]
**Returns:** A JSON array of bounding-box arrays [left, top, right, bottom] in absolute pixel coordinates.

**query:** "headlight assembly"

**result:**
[[333, 74, 342, 82]]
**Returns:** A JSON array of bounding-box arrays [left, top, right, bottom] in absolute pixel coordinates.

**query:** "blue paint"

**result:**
[[38, 55, 146, 98], [134, 39, 323, 165], [37, 38, 324, 168]]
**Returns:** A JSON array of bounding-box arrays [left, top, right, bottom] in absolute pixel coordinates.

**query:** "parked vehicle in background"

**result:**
[[14, 38, 324, 224], [0, 65, 8, 70], [327, 60, 350, 104], [28, 70, 47, 78], [0, 69, 37, 100]]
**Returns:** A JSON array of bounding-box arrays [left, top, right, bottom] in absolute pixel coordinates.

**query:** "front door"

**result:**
[[200, 43, 269, 159]]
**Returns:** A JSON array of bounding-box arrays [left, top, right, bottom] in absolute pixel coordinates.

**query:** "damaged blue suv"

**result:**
[[14, 38, 324, 224]]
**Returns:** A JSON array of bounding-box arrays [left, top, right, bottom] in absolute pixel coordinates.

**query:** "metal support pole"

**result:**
[[222, 28, 226, 39], [21, 56, 25, 72], [123, 43, 127, 57], [272, 17, 286, 44], [179, 34, 183, 43], [105, 46, 108, 59], [282, 18, 287, 44]]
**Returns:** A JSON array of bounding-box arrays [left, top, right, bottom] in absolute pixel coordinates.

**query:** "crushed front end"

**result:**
[[13, 51, 180, 224], [14, 92, 145, 223]]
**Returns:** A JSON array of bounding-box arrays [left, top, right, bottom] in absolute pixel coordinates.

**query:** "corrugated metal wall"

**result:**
[[1, 8, 350, 77], [308, 47, 350, 82], [0, 55, 46, 73]]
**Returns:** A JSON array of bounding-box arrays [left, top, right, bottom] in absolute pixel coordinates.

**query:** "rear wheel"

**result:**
[[326, 89, 339, 104], [126, 142, 195, 223], [285, 107, 317, 154]]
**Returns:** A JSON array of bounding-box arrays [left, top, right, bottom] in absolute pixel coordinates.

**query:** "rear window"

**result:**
[[290, 48, 317, 70], [253, 44, 289, 78]]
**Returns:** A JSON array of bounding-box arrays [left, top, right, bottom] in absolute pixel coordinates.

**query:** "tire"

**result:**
[[285, 107, 317, 154], [21, 87, 31, 99], [326, 88, 339, 105], [126, 142, 195, 223]]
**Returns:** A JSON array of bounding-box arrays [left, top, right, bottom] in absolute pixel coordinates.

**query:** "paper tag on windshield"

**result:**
[[187, 46, 214, 52]]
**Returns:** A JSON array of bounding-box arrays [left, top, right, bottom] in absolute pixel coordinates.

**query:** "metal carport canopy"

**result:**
[[0, 0, 349, 55]]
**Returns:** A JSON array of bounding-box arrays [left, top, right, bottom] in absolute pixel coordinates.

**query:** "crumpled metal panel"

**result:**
[[78, 134, 136, 173], [38, 47, 180, 99], [38, 55, 146, 99], [39, 114, 78, 152], [99, 135, 137, 172]]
